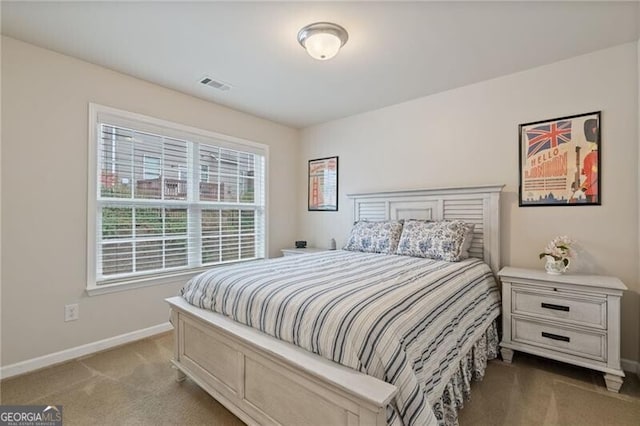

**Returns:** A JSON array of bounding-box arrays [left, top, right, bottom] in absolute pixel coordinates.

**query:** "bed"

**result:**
[[166, 184, 504, 426]]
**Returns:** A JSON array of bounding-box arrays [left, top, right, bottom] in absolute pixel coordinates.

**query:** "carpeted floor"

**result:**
[[1, 332, 639, 425]]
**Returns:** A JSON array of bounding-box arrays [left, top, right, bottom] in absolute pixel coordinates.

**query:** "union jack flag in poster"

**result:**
[[526, 120, 572, 157]]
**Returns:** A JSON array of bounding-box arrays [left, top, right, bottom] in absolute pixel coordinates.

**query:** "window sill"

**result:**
[[86, 269, 205, 296], [86, 258, 266, 296]]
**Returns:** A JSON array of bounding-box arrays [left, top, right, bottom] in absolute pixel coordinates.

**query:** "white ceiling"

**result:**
[[2, 1, 638, 128]]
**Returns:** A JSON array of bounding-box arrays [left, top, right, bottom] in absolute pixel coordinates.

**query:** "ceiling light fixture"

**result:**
[[297, 22, 348, 61]]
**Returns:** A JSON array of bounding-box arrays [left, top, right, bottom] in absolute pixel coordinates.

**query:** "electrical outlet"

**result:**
[[64, 304, 79, 322]]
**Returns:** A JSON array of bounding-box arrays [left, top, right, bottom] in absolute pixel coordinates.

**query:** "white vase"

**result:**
[[545, 256, 568, 275]]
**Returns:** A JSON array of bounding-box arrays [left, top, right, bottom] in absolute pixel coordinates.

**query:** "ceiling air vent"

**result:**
[[199, 76, 232, 92]]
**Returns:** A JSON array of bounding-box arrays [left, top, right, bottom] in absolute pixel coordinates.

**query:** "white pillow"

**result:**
[[343, 220, 404, 254], [396, 220, 475, 262]]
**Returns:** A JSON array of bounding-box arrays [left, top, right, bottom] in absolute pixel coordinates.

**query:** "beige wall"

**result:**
[[0, 28, 3, 371], [299, 42, 640, 362], [0, 37, 299, 365], [637, 37, 640, 362]]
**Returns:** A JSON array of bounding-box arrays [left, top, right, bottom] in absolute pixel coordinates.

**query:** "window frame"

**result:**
[[87, 103, 269, 296]]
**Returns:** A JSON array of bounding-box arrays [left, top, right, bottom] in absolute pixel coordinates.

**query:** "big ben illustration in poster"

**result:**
[[519, 111, 600, 206]]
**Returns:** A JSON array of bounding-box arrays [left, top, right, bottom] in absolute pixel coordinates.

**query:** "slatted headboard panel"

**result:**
[[347, 185, 504, 274]]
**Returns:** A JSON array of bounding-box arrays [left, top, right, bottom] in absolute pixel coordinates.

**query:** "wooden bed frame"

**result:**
[[166, 184, 503, 426]]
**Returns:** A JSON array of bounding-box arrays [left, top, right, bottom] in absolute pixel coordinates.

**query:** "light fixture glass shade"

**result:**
[[297, 22, 348, 61], [303, 32, 342, 60]]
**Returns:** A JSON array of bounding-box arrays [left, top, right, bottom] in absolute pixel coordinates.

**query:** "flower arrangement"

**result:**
[[539, 236, 574, 273]]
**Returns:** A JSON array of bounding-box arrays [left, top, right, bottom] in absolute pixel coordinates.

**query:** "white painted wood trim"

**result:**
[[499, 267, 627, 292], [347, 184, 504, 275], [603, 373, 624, 392], [501, 280, 513, 350], [346, 184, 505, 199], [87, 103, 99, 294], [168, 297, 394, 426], [281, 247, 329, 256], [607, 294, 622, 371], [86, 102, 270, 292], [498, 267, 626, 391], [488, 190, 501, 274], [0, 322, 172, 380], [167, 297, 396, 407], [620, 358, 640, 377], [90, 103, 269, 154], [500, 341, 624, 376]]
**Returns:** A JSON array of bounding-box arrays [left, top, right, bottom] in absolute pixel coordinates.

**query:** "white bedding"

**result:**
[[181, 250, 501, 425]]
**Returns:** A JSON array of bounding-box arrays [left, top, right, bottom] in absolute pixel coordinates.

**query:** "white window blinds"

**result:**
[[89, 105, 266, 289]]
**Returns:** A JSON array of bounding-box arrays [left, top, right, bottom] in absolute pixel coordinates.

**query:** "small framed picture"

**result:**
[[519, 111, 601, 206], [308, 156, 338, 211]]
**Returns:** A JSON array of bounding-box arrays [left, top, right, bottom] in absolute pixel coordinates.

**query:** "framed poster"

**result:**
[[519, 111, 601, 207], [308, 156, 338, 211]]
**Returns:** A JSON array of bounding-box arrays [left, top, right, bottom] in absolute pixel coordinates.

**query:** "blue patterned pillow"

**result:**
[[343, 220, 404, 254], [396, 220, 475, 262]]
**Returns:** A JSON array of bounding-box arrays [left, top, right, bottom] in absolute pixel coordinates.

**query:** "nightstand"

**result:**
[[281, 247, 329, 256], [498, 267, 627, 392]]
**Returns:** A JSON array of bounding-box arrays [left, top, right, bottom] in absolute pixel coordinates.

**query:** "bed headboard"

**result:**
[[347, 185, 504, 274]]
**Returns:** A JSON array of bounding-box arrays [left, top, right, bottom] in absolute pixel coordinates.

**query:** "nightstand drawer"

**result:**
[[512, 288, 606, 329], [512, 318, 606, 361]]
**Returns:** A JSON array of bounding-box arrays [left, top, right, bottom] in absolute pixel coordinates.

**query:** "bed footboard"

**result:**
[[167, 297, 397, 426]]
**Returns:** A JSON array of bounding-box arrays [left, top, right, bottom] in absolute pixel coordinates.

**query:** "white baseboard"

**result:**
[[0, 322, 173, 380], [621, 358, 640, 377], [1, 322, 637, 381]]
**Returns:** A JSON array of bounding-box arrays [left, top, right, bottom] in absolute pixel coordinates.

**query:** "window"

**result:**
[[88, 104, 267, 293]]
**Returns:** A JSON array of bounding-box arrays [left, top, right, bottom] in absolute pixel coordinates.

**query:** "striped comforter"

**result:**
[[181, 250, 500, 426]]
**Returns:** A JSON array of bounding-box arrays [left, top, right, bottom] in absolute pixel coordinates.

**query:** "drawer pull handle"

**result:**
[[541, 302, 570, 312], [541, 332, 570, 342]]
